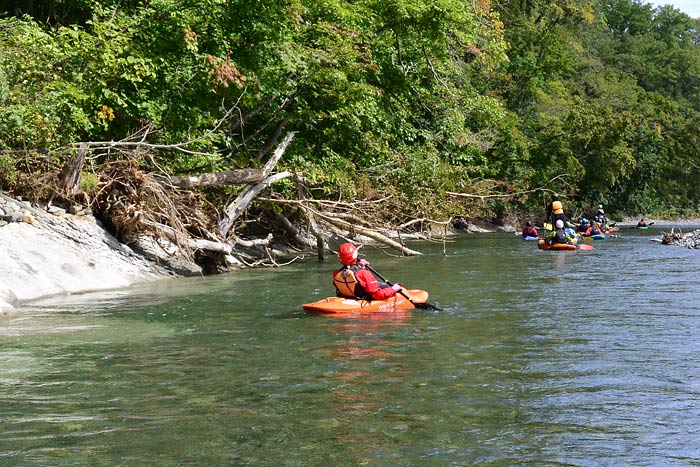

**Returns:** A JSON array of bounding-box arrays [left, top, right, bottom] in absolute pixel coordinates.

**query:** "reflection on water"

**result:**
[[2, 227, 700, 466], [324, 312, 411, 413]]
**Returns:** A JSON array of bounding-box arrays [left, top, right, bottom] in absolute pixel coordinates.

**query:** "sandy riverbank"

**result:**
[[0, 195, 179, 319]]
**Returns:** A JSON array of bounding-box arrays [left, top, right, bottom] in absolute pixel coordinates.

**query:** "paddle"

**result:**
[[366, 265, 440, 311]]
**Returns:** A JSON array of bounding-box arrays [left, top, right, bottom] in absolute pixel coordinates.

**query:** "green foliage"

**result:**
[[1, 0, 700, 223], [0, 154, 18, 189], [79, 172, 99, 192]]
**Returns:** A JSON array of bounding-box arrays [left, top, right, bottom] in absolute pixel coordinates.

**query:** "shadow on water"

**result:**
[[2, 227, 700, 466]]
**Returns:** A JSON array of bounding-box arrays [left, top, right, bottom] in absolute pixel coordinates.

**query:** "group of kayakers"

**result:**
[[333, 194, 645, 301], [520, 194, 616, 247]]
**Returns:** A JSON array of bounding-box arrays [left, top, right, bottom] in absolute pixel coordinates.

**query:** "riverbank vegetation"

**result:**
[[1, 0, 699, 265]]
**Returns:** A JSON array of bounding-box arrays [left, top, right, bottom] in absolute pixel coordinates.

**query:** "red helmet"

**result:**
[[338, 242, 359, 266]]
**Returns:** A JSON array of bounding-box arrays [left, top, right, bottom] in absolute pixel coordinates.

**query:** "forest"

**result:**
[[1, 0, 699, 265]]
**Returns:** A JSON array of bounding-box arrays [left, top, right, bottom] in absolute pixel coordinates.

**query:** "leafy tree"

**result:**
[[2, 0, 700, 224]]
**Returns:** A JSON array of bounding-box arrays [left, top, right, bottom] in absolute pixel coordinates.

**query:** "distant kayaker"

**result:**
[[333, 243, 403, 300], [637, 218, 647, 227], [584, 219, 603, 237], [546, 193, 568, 228], [547, 220, 575, 245], [595, 204, 609, 230], [595, 204, 605, 219], [577, 218, 590, 234], [521, 221, 538, 238]]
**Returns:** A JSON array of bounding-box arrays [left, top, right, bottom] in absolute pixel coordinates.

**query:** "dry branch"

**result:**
[[258, 197, 424, 256], [319, 214, 423, 256]]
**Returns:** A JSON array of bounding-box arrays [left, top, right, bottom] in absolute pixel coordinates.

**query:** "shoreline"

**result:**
[[3, 191, 700, 319], [609, 218, 700, 228]]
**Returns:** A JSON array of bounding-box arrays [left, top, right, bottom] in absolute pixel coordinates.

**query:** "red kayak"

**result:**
[[302, 289, 429, 314]]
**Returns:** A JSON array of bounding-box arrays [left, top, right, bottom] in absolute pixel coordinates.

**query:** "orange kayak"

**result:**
[[302, 289, 429, 314], [537, 239, 577, 251]]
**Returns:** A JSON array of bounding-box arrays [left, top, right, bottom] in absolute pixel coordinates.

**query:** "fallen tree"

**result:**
[[19, 130, 445, 274]]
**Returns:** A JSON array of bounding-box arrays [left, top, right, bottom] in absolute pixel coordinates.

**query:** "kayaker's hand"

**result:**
[[358, 259, 370, 267], [391, 283, 402, 292]]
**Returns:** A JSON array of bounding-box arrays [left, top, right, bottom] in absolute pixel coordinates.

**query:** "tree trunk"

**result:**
[[218, 131, 296, 237], [218, 171, 295, 236], [57, 143, 87, 196], [165, 169, 264, 188]]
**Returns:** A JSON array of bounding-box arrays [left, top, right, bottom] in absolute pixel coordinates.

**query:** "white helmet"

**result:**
[[598, 204, 603, 209], [555, 219, 564, 229]]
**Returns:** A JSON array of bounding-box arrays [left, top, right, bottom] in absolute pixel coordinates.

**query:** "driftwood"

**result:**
[[164, 169, 264, 188], [264, 208, 316, 250], [661, 228, 684, 245], [303, 203, 326, 261], [219, 171, 295, 236], [229, 232, 274, 248], [218, 131, 296, 237], [72, 137, 427, 269], [18, 122, 450, 270], [149, 221, 232, 254], [319, 213, 423, 256], [258, 197, 425, 257]]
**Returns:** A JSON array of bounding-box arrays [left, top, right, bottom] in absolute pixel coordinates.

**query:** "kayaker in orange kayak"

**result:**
[[546, 193, 568, 228], [546, 219, 575, 246], [333, 243, 403, 300]]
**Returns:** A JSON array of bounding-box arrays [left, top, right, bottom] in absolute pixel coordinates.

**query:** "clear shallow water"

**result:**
[[2, 227, 700, 466]]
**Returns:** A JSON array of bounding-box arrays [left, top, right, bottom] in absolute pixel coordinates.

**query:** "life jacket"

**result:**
[[551, 200, 564, 215], [333, 265, 370, 299], [552, 227, 569, 244]]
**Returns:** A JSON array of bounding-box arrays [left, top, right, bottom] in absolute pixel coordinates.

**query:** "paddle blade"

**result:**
[[413, 302, 440, 311], [582, 236, 594, 242], [578, 244, 594, 251], [544, 222, 552, 231]]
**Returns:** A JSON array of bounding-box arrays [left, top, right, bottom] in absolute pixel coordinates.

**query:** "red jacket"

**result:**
[[522, 226, 538, 237], [333, 265, 398, 300]]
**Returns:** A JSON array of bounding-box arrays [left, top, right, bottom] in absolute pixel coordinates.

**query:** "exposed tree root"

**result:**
[[5, 131, 454, 272]]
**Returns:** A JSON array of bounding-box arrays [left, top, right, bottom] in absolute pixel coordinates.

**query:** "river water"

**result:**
[[2, 227, 700, 466]]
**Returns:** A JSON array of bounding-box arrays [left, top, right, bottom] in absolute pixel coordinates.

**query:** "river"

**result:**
[[2, 227, 700, 466]]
